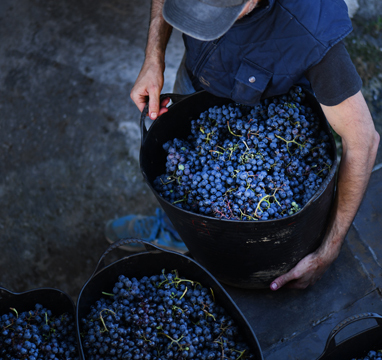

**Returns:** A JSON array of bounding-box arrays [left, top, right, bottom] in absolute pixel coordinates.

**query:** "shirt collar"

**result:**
[[234, 0, 275, 25]]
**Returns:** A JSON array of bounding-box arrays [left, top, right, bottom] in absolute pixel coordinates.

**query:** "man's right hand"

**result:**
[[130, 59, 170, 120], [130, 0, 173, 120]]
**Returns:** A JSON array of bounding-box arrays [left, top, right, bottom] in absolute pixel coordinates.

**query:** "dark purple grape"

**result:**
[[153, 87, 334, 221]]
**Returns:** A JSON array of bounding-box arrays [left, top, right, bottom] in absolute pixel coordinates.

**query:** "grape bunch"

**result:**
[[0, 303, 79, 359], [352, 350, 382, 360], [153, 87, 334, 221], [81, 269, 256, 360]]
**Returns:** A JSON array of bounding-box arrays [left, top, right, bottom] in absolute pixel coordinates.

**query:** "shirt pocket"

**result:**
[[231, 58, 273, 105]]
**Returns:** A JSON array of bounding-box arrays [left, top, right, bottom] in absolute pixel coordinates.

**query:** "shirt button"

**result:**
[[249, 76, 256, 83]]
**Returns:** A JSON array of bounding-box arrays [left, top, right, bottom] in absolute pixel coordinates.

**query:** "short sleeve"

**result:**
[[305, 41, 362, 106]]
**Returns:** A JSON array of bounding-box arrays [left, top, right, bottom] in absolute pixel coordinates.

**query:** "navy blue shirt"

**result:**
[[183, 0, 361, 106]]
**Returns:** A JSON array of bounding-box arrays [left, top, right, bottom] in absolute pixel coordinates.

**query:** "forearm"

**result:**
[[320, 143, 377, 257], [319, 92, 380, 260], [145, 0, 173, 67], [270, 92, 379, 290]]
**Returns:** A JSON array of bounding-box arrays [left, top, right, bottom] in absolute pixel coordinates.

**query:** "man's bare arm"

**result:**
[[130, 0, 173, 119], [270, 91, 380, 290], [319, 91, 379, 259]]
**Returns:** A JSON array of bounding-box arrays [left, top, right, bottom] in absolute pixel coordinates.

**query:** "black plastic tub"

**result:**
[[76, 238, 264, 360], [316, 313, 382, 360], [139, 89, 337, 289], [0, 286, 79, 355], [0, 286, 76, 319]]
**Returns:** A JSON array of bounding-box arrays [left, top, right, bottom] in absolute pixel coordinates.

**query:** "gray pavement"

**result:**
[[1, 1, 382, 359], [0, 0, 184, 299]]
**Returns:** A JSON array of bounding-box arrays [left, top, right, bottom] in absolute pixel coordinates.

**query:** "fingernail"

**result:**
[[151, 112, 157, 119], [271, 283, 278, 291]]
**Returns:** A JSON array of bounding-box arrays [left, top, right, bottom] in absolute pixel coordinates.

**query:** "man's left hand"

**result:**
[[269, 246, 337, 290]]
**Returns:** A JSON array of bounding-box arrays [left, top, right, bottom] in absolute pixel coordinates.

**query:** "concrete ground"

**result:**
[[0, 0, 184, 299], [1, 0, 382, 359]]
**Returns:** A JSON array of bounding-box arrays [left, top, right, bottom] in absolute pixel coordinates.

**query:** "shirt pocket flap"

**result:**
[[232, 59, 273, 105]]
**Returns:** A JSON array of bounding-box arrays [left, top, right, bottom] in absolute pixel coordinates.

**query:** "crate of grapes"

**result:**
[[139, 87, 338, 289], [0, 286, 80, 359], [76, 238, 264, 360], [316, 313, 382, 360]]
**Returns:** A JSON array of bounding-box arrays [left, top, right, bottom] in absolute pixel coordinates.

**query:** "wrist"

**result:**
[[144, 51, 165, 68], [315, 232, 344, 264], [140, 56, 165, 79]]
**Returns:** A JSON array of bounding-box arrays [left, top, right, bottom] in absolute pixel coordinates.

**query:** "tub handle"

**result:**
[[139, 93, 195, 146], [93, 238, 180, 275], [320, 312, 382, 355]]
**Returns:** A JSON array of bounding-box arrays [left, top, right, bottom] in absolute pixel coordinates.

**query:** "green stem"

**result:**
[[10, 308, 18, 319], [275, 134, 305, 156], [99, 309, 116, 333], [227, 121, 241, 137]]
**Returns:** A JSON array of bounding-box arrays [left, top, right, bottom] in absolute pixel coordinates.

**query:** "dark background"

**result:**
[[0, 3, 381, 358]]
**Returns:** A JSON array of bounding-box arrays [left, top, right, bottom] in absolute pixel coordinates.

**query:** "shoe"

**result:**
[[105, 208, 188, 253]]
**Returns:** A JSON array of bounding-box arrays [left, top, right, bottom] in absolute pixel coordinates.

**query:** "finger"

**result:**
[[131, 95, 148, 114], [148, 85, 162, 120], [160, 97, 171, 108], [157, 97, 170, 117], [283, 279, 310, 290], [130, 85, 148, 111], [270, 270, 297, 291], [158, 107, 169, 117], [289, 275, 321, 289]]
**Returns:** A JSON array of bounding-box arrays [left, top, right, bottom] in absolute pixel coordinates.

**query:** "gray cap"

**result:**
[[163, 0, 249, 41]]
